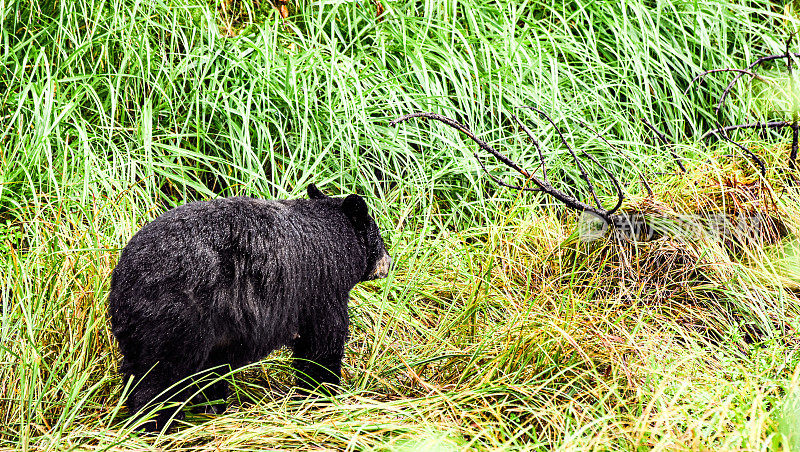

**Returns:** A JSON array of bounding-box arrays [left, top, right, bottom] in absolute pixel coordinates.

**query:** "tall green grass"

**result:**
[[3, 0, 793, 210], [2, 0, 800, 449]]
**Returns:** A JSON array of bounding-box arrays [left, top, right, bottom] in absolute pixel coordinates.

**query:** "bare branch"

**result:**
[[715, 122, 767, 176], [390, 112, 619, 222], [515, 106, 604, 209], [510, 113, 547, 180], [715, 53, 800, 115], [788, 34, 799, 169], [683, 68, 773, 96], [639, 117, 687, 173], [390, 112, 531, 177], [515, 106, 628, 215], [572, 117, 654, 197], [699, 121, 790, 141], [472, 151, 541, 192]]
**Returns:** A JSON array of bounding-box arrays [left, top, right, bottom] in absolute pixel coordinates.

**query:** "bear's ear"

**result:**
[[307, 184, 328, 200], [341, 194, 369, 229]]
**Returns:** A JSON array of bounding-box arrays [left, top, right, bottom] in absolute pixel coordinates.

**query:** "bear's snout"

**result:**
[[368, 251, 391, 280]]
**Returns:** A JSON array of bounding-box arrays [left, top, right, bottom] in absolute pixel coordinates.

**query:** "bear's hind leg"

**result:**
[[121, 321, 214, 431], [190, 348, 234, 415], [292, 318, 348, 395], [190, 378, 229, 415], [125, 363, 196, 432]]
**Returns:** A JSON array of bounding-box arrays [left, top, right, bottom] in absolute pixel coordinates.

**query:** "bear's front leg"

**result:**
[[190, 376, 229, 415], [190, 348, 236, 415], [125, 364, 191, 432], [292, 317, 348, 395]]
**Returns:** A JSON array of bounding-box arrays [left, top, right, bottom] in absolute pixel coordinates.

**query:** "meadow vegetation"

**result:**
[[2, 0, 800, 449]]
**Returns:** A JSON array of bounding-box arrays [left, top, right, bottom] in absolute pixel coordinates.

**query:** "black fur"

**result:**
[[108, 185, 390, 431]]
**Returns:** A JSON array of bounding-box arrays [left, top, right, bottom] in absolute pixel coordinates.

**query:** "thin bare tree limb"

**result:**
[[640, 117, 687, 173], [699, 121, 790, 141], [390, 112, 531, 176], [572, 117, 654, 197], [515, 107, 626, 215], [472, 151, 541, 192], [390, 112, 620, 222], [715, 122, 767, 176], [683, 68, 772, 96], [516, 106, 604, 209], [514, 106, 627, 215], [510, 113, 547, 180], [716, 53, 800, 115], [788, 35, 799, 170]]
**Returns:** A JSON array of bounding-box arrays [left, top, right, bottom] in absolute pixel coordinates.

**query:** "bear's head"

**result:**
[[308, 184, 391, 281]]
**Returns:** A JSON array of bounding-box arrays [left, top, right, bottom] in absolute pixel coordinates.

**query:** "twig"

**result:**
[[699, 121, 790, 141], [716, 53, 800, 115], [390, 112, 622, 222], [686, 37, 800, 176], [472, 151, 541, 192], [683, 68, 773, 96], [390, 112, 530, 176], [516, 106, 606, 210], [510, 113, 547, 180], [716, 122, 767, 176], [640, 117, 687, 173], [789, 35, 798, 169], [572, 117, 653, 197]]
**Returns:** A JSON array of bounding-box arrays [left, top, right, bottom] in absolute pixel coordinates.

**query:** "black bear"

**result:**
[[108, 184, 391, 431]]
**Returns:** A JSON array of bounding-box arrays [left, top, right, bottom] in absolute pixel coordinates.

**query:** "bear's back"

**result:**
[[110, 195, 364, 314]]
